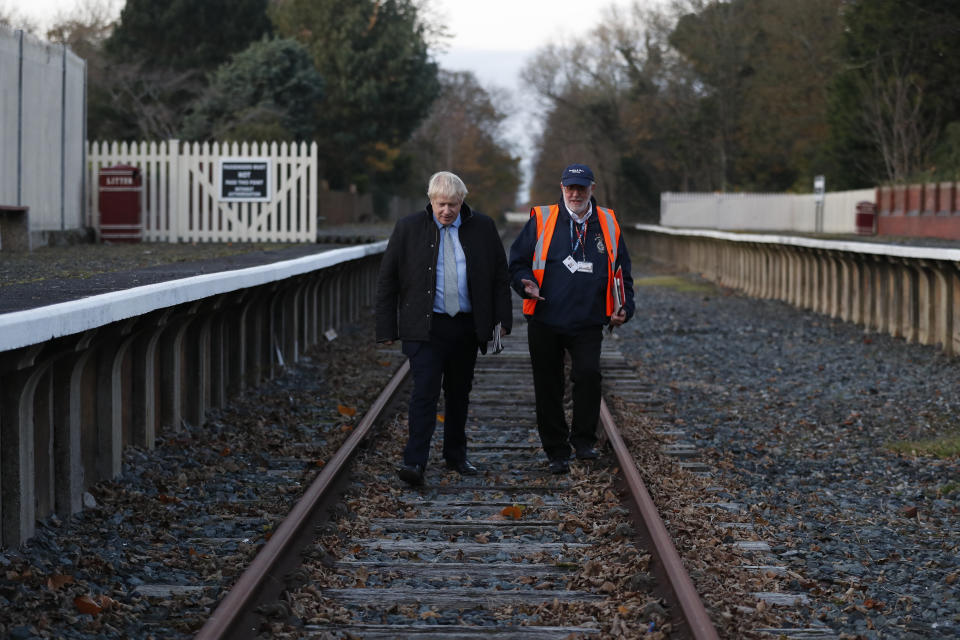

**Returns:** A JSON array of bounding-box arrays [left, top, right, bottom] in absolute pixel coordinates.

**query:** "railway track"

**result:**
[[193, 311, 720, 639]]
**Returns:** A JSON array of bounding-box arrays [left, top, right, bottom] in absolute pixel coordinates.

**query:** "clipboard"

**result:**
[[612, 266, 625, 314]]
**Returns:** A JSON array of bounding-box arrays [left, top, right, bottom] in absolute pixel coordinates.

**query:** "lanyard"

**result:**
[[570, 219, 587, 258]]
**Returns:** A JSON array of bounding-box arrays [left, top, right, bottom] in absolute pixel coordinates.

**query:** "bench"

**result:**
[[0, 205, 32, 252]]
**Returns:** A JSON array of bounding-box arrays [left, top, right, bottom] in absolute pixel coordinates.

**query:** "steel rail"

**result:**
[[600, 398, 721, 640], [194, 360, 410, 640]]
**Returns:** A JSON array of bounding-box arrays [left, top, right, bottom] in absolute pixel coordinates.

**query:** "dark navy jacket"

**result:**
[[508, 197, 634, 332], [376, 203, 513, 353]]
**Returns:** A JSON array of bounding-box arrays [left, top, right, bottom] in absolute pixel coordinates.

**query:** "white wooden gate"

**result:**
[[87, 139, 318, 242]]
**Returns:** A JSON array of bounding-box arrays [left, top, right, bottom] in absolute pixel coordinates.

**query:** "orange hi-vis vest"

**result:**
[[523, 204, 621, 316]]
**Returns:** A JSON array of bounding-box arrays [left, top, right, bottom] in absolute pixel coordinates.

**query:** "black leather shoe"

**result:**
[[575, 446, 599, 460], [548, 458, 570, 474], [397, 463, 425, 486], [446, 458, 479, 475]]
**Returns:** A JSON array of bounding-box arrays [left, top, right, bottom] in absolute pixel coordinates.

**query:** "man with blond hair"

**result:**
[[376, 171, 512, 486]]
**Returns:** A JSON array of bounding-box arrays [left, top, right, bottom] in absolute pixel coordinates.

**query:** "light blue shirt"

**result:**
[[434, 214, 471, 313]]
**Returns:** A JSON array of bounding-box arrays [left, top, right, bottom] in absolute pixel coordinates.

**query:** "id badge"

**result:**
[[563, 255, 578, 273], [577, 261, 593, 273]]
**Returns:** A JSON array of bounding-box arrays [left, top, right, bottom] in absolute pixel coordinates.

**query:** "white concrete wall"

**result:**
[[0, 25, 86, 233], [661, 189, 875, 234]]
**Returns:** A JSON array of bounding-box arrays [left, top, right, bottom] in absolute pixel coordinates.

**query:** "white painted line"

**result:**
[[0, 241, 388, 352], [635, 224, 960, 261]]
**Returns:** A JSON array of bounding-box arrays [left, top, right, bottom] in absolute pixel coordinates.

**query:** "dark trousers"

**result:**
[[401, 313, 478, 468], [527, 319, 603, 460]]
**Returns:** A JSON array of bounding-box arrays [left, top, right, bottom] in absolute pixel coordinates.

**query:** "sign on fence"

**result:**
[[219, 157, 271, 202]]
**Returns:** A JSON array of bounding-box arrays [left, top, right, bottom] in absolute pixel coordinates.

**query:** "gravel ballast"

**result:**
[[616, 266, 960, 639]]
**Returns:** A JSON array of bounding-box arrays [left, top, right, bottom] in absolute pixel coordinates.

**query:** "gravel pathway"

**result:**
[[616, 265, 960, 639]]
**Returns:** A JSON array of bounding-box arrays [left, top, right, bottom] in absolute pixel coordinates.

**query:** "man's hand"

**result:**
[[521, 278, 545, 300], [609, 309, 627, 327]]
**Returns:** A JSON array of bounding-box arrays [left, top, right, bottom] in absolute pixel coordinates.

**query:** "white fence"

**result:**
[[87, 139, 319, 243], [0, 26, 86, 234], [660, 189, 875, 234]]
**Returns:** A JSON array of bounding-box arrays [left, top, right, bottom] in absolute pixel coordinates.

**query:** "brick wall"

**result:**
[[876, 182, 960, 239]]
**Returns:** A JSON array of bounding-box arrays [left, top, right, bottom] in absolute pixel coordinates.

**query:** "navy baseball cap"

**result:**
[[560, 163, 595, 186]]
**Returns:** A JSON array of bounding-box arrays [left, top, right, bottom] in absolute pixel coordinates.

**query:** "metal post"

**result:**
[[16, 29, 23, 206], [82, 58, 88, 228], [814, 175, 825, 233], [61, 44, 67, 231]]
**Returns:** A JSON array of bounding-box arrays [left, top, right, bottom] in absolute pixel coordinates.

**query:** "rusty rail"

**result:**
[[194, 360, 410, 640], [600, 398, 721, 640], [197, 358, 720, 639]]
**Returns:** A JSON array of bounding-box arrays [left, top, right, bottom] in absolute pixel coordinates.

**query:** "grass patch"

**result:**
[[634, 275, 715, 294], [888, 432, 960, 458]]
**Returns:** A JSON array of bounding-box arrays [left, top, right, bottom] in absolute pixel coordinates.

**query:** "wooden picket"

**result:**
[[86, 139, 318, 243]]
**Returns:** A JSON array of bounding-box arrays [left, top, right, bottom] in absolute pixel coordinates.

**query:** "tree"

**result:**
[[182, 38, 324, 142], [45, 0, 114, 57], [270, 0, 440, 189], [728, 0, 843, 191], [827, 0, 960, 186], [522, 4, 676, 217], [88, 0, 272, 140], [668, 0, 843, 192], [0, 2, 39, 33], [521, 32, 636, 211], [522, 0, 845, 209], [45, 1, 128, 141], [404, 71, 521, 215], [106, 0, 272, 72], [669, 0, 751, 192]]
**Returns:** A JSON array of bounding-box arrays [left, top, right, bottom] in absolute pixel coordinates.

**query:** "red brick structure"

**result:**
[[876, 181, 960, 239]]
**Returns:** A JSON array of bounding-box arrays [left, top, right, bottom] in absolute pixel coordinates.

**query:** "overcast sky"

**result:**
[[12, 0, 646, 191]]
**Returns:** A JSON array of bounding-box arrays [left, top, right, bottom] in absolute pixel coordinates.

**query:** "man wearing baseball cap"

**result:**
[[508, 163, 634, 474]]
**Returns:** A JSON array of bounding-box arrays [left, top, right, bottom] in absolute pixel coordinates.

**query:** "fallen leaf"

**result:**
[[157, 494, 181, 504], [219, 446, 230, 456], [337, 404, 357, 417], [945, 572, 957, 585], [420, 610, 440, 619], [501, 504, 524, 520], [74, 595, 103, 615], [98, 594, 118, 611], [902, 505, 918, 519], [47, 574, 74, 590], [340, 425, 353, 432], [436, 414, 445, 423]]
